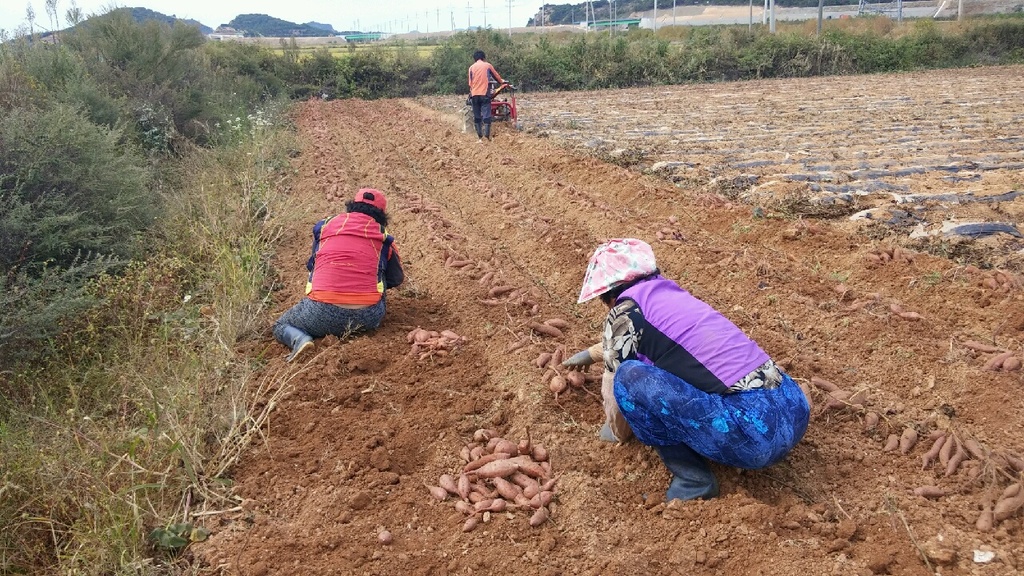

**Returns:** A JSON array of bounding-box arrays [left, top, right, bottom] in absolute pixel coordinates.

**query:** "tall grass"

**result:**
[[0, 103, 302, 575]]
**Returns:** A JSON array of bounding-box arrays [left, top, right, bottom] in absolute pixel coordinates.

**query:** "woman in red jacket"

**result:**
[[274, 188, 404, 361]]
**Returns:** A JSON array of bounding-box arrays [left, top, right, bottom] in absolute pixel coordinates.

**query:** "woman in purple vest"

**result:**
[[565, 238, 810, 502]]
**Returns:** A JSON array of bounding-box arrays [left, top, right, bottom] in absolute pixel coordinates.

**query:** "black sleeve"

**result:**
[[383, 246, 404, 289]]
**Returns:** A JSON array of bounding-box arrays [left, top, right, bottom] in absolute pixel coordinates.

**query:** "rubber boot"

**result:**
[[484, 121, 492, 141], [654, 443, 720, 502], [278, 324, 314, 362], [474, 120, 483, 140]]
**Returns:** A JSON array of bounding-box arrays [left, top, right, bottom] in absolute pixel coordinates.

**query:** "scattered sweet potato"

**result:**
[[899, 428, 919, 454], [962, 340, 1004, 353], [488, 285, 516, 298], [976, 505, 994, 532], [529, 506, 550, 527], [810, 376, 840, 393], [912, 486, 946, 498], [565, 371, 586, 388], [945, 437, 967, 477], [993, 484, 1024, 521], [963, 438, 986, 460], [1003, 357, 1022, 371], [983, 351, 1014, 371], [427, 485, 448, 501], [883, 434, 900, 452], [921, 435, 946, 470], [863, 412, 879, 432], [531, 444, 549, 462], [535, 352, 553, 369], [939, 433, 955, 467], [462, 516, 480, 532], [439, 474, 459, 495], [529, 322, 564, 338], [549, 375, 568, 394]]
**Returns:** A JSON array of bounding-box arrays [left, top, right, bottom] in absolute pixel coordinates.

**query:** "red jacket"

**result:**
[[305, 212, 403, 305]]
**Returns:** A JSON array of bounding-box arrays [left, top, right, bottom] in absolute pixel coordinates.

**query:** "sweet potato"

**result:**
[[439, 474, 459, 495], [510, 472, 540, 492], [473, 498, 495, 513], [493, 477, 521, 500], [549, 375, 568, 394], [460, 445, 472, 463], [863, 412, 879, 432], [938, 433, 955, 467], [454, 500, 474, 515], [463, 516, 480, 532], [427, 485, 448, 501], [565, 371, 586, 388], [543, 318, 570, 329], [535, 352, 553, 369], [474, 459, 520, 479], [983, 351, 1014, 371], [506, 337, 531, 352], [993, 484, 1024, 521], [962, 340, 1004, 353], [531, 444, 549, 462], [912, 486, 946, 498], [470, 446, 485, 461], [478, 271, 495, 286], [494, 440, 519, 457], [1004, 452, 1024, 473], [944, 437, 967, 477], [810, 376, 840, 393], [824, 390, 852, 411], [510, 456, 547, 479], [1003, 357, 1023, 371], [963, 438, 986, 460], [467, 492, 484, 504], [488, 499, 507, 513], [899, 428, 919, 454], [898, 311, 924, 321], [489, 285, 516, 298], [921, 435, 946, 470], [523, 483, 540, 499], [457, 474, 471, 500], [551, 347, 565, 366], [529, 506, 550, 527], [529, 322, 564, 338], [518, 438, 532, 456], [540, 478, 558, 492], [538, 491, 554, 507], [976, 506, 994, 533], [882, 433, 900, 452]]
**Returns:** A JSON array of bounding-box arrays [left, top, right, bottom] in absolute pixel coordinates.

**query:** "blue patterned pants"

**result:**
[[273, 297, 385, 347]]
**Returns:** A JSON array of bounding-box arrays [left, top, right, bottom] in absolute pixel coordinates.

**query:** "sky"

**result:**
[[1, 1, 545, 36]]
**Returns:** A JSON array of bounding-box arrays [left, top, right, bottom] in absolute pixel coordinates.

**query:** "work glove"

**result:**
[[562, 343, 603, 371]]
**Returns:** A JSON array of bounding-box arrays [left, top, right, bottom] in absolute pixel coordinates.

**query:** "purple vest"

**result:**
[[619, 276, 769, 388]]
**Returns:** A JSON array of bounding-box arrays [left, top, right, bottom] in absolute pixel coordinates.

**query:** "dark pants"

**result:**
[[470, 95, 492, 139]]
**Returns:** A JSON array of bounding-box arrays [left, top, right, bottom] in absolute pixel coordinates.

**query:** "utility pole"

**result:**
[[763, 0, 768, 25], [958, 0, 963, 21], [507, 0, 513, 36], [467, 1, 471, 29], [749, 0, 753, 32], [673, 0, 677, 28], [654, 0, 657, 33], [817, 0, 824, 36], [769, 0, 776, 33], [483, 0, 487, 28]]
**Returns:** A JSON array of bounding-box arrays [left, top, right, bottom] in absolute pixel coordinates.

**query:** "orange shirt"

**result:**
[[468, 60, 503, 97]]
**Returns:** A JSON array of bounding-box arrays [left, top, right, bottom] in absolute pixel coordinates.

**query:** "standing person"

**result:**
[[564, 238, 810, 502], [273, 188, 404, 362], [467, 50, 505, 143]]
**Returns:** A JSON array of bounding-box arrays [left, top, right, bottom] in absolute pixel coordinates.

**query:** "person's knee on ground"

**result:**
[[655, 444, 720, 502], [274, 322, 314, 362]]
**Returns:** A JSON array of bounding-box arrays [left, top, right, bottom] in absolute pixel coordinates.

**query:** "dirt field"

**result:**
[[195, 67, 1023, 575]]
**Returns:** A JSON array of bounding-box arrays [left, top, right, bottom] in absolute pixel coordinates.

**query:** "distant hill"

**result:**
[[124, 7, 212, 34], [305, 21, 337, 33], [227, 14, 336, 37]]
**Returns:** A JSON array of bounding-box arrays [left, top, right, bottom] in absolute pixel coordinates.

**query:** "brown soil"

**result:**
[[196, 70, 1023, 575]]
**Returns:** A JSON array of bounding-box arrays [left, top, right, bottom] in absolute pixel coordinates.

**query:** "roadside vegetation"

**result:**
[[1, 6, 1022, 574], [0, 10, 302, 574]]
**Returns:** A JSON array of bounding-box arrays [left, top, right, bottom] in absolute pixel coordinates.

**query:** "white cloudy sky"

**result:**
[[1, 1, 543, 35]]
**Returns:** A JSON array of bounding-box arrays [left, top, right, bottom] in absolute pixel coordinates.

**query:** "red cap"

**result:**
[[354, 188, 387, 212]]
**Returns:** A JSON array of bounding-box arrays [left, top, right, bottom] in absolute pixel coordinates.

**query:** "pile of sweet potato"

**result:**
[[533, 347, 600, 398], [425, 429, 557, 532], [405, 327, 467, 362]]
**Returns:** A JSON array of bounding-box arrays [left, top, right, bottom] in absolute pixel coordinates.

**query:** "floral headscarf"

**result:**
[[577, 238, 658, 303]]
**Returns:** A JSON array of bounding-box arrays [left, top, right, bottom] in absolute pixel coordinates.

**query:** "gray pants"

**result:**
[[273, 297, 386, 347]]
